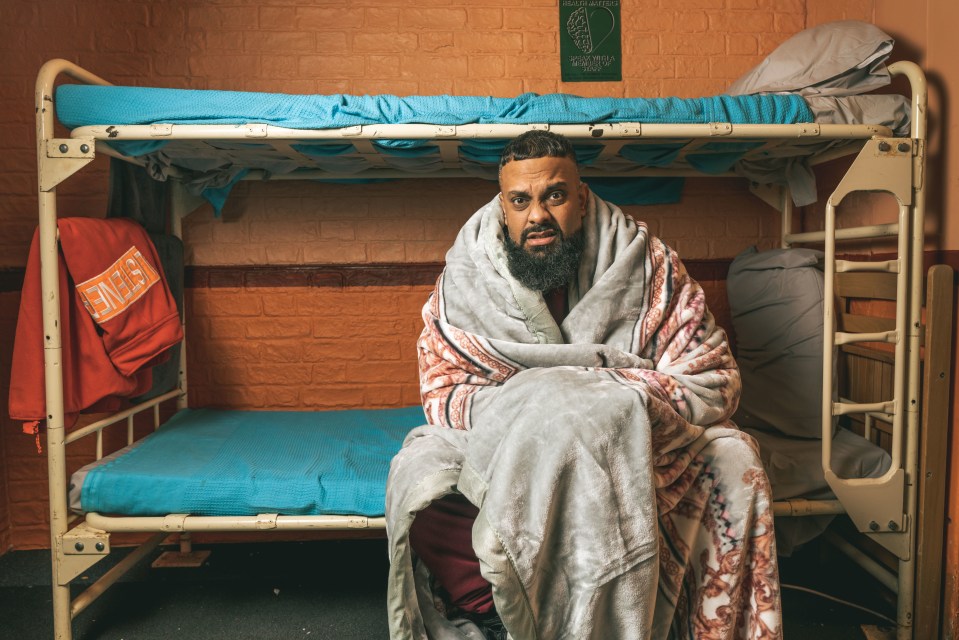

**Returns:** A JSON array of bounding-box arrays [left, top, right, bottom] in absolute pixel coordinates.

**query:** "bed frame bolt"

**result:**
[[888, 520, 900, 531], [869, 521, 879, 531], [80, 144, 90, 153], [897, 142, 910, 152], [58, 143, 68, 153], [878, 141, 892, 152], [74, 542, 84, 552], [95, 542, 105, 551]]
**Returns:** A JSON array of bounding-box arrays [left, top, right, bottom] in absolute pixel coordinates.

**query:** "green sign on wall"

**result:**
[[560, 1, 622, 83]]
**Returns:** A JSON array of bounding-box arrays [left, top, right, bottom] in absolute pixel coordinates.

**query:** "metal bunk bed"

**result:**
[[31, 57, 944, 639]]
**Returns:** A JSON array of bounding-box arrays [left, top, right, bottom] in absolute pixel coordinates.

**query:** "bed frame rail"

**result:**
[[34, 57, 936, 640]]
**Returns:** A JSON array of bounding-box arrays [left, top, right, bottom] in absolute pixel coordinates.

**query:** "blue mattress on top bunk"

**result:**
[[54, 86, 818, 213], [56, 86, 814, 130], [71, 407, 425, 517]]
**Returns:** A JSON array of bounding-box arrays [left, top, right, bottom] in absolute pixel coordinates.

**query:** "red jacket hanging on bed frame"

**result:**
[[9, 217, 182, 437]]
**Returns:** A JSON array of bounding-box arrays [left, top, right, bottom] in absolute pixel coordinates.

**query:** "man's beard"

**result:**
[[503, 223, 585, 292]]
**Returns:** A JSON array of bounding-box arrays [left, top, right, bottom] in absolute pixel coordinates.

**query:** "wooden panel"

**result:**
[[838, 312, 896, 335], [836, 273, 896, 452], [840, 343, 896, 364], [835, 271, 899, 301], [843, 350, 894, 402], [819, 262, 953, 636], [839, 342, 895, 454], [914, 265, 955, 640]]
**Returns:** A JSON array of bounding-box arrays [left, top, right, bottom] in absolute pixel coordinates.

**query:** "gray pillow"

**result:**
[[728, 246, 837, 439], [804, 94, 911, 136], [727, 20, 894, 97]]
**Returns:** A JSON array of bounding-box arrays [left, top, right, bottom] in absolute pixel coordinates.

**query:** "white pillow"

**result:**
[[727, 20, 894, 97]]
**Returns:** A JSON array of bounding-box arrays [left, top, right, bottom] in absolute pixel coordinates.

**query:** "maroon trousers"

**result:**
[[408, 494, 494, 614]]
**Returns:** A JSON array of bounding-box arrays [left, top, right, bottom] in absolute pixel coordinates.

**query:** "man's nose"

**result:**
[[527, 202, 553, 224]]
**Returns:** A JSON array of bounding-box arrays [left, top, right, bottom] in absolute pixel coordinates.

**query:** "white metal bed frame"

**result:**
[[31, 58, 938, 639]]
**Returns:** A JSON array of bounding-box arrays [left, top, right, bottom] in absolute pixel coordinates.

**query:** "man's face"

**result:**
[[498, 155, 589, 254]]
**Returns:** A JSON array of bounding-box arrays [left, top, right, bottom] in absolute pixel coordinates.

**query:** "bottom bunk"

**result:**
[[48, 262, 951, 639], [747, 427, 891, 555], [729, 252, 953, 639], [69, 407, 423, 521]]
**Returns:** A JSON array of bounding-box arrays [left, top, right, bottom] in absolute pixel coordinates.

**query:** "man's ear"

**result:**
[[578, 181, 590, 216]]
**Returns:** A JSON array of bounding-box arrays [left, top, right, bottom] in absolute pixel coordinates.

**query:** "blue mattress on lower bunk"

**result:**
[[70, 407, 425, 517]]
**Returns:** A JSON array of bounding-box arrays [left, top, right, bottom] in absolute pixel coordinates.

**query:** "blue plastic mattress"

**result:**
[[56, 86, 813, 130], [72, 407, 425, 517]]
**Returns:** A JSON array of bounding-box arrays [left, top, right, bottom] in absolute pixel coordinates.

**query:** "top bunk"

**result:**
[[36, 21, 925, 212]]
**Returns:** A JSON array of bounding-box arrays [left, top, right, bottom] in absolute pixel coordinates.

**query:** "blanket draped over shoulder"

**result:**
[[386, 193, 782, 640]]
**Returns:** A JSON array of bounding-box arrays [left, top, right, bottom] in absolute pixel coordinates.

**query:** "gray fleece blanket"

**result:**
[[386, 194, 781, 639]]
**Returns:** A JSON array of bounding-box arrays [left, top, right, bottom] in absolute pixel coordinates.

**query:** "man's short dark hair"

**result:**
[[499, 130, 577, 172]]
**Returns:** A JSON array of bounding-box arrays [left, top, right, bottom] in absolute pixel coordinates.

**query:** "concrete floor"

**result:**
[[0, 537, 894, 639]]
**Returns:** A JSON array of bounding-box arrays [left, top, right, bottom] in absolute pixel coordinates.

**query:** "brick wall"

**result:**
[[181, 176, 776, 267], [0, 295, 14, 554], [0, 0, 842, 550], [186, 285, 430, 410], [2, 291, 43, 551]]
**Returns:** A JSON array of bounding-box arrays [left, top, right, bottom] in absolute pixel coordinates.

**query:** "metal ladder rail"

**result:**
[[821, 161, 914, 637], [898, 59, 928, 640], [818, 61, 927, 639], [821, 195, 910, 530]]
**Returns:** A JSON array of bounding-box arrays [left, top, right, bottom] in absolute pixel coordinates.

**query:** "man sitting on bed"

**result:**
[[385, 131, 782, 640]]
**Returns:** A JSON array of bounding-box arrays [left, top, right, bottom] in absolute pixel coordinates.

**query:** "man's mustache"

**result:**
[[521, 223, 563, 245]]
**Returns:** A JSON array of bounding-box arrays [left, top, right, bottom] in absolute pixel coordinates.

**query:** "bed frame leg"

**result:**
[[150, 533, 211, 569], [52, 580, 72, 640]]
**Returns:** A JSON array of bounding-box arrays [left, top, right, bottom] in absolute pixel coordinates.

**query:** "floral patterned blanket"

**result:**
[[386, 193, 781, 639]]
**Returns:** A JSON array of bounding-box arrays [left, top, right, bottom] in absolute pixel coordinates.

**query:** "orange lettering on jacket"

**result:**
[[77, 246, 161, 323]]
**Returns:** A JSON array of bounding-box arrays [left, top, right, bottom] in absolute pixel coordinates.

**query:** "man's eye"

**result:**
[[511, 198, 529, 208], [548, 191, 567, 202]]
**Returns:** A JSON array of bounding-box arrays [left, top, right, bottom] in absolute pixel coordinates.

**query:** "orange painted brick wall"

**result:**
[[0, 295, 15, 554], [182, 177, 776, 267], [2, 290, 46, 551], [186, 285, 430, 410], [0, 0, 832, 550]]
